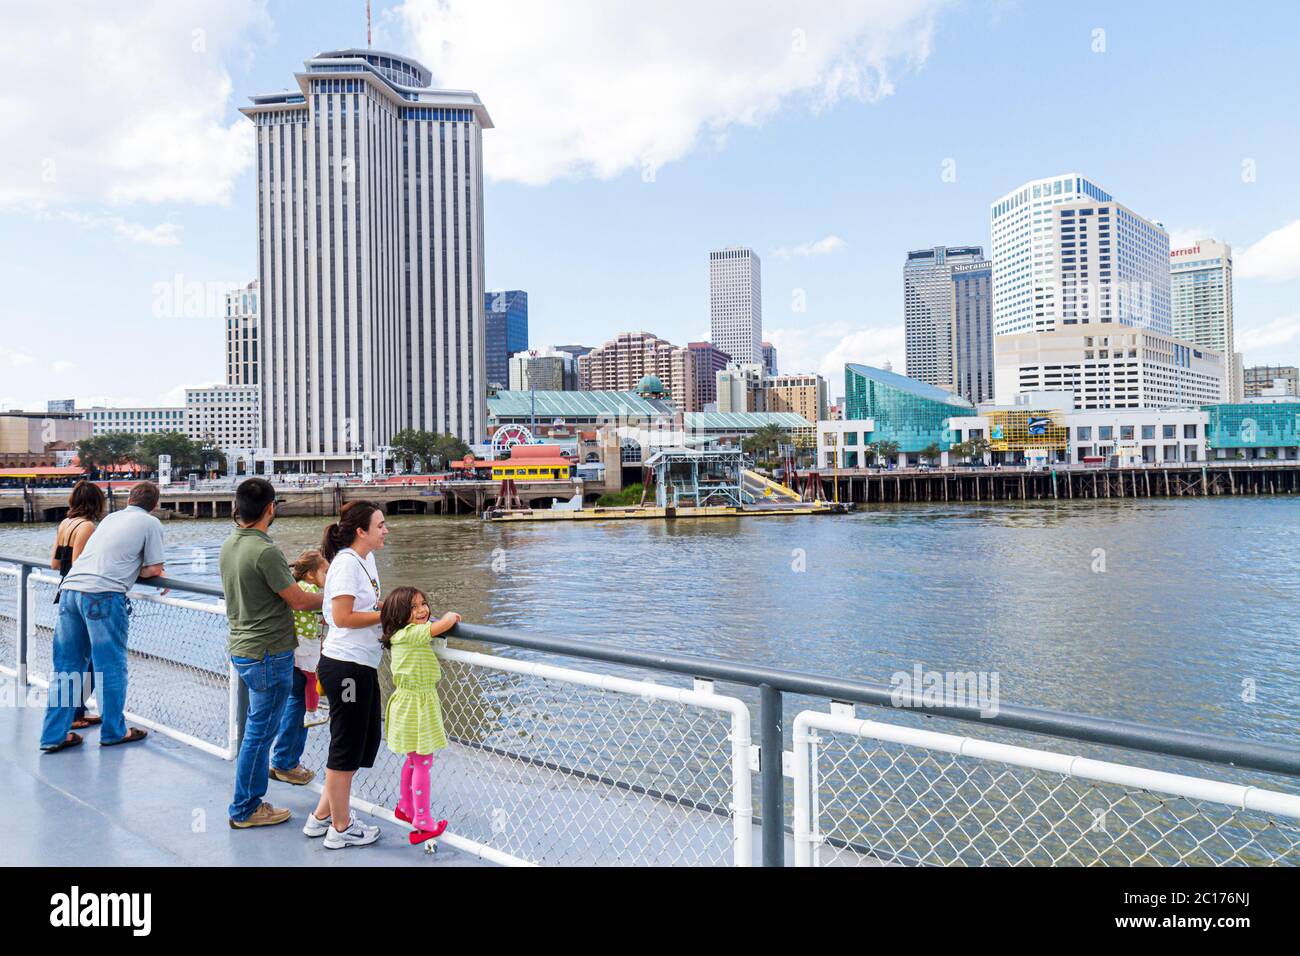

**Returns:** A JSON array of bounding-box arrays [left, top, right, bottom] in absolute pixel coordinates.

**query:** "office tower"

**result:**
[[687, 341, 731, 408], [185, 385, 261, 452], [904, 246, 984, 390], [716, 363, 766, 413], [578, 332, 695, 410], [553, 344, 593, 360], [951, 260, 995, 405], [1171, 240, 1234, 400], [764, 373, 827, 424], [761, 341, 778, 376], [1244, 365, 1299, 398], [508, 347, 577, 391], [225, 280, 259, 386], [993, 174, 1170, 335], [709, 247, 762, 365], [47, 400, 76, 414], [240, 49, 491, 470], [485, 290, 529, 389]]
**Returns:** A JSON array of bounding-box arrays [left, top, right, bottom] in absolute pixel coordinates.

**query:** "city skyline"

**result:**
[[4, 1, 1300, 412]]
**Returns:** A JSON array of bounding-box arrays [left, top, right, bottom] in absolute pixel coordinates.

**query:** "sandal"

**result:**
[[41, 732, 84, 754], [71, 715, 102, 730], [101, 727, 148, 747]]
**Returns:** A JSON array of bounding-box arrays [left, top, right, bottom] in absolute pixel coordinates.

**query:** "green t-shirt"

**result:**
[[219, 527, 297, 660]]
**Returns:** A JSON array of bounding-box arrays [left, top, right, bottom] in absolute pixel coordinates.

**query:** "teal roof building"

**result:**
[[843, 363, 975, 453]]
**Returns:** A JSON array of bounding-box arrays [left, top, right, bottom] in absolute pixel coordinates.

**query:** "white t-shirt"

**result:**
[[321, 548, 383, 669]]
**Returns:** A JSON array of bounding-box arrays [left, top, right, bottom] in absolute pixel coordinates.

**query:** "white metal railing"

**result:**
[[301, 641, 754, 867], [791, 707, 1300, 867], [21, 571, 237, 759]]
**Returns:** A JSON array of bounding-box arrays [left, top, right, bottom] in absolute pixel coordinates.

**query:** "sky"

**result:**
[[2, 0, 1298, 410]]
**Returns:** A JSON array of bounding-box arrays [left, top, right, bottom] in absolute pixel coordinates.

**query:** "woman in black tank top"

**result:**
[[49, 480, 106, 729]]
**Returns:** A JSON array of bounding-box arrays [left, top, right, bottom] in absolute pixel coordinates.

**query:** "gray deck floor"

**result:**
[[0, 676, 484, 867]]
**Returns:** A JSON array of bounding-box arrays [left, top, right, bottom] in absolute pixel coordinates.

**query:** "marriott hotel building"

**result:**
[[241, 50, 491, 470]]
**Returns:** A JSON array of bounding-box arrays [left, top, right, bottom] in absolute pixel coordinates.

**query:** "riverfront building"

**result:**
[[240, 49, 491, 470], [951, 260, 995, 405], [225, 280, 259, 387], [709, 247, 762, 365], [1170, 240, 1234, 400], [1203, 397, 1300, 460], [837, 363, 975, 456], [994, 326, 1224, 410], [485, 290, 529, 389], [904, 245, 985, 390]]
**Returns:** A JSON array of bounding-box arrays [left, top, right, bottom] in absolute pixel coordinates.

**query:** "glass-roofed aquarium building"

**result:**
[[842, 363, 975, 452]]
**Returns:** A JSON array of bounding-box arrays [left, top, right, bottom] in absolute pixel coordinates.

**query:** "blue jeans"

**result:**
[[41, 591, 129, 748], [272, 667, 308, 773], [228, 649, 294, 822]]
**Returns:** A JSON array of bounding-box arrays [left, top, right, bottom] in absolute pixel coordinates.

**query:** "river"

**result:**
[[3, 496, 1297, 749]]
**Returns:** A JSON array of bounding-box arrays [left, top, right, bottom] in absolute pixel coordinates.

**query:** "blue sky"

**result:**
[[2, 0, 1298, 409]]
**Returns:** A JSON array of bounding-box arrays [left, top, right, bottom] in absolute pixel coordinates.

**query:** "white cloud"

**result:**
[[1238, 219, 1300, 281], [0, 1, 270, 212], [771, 235, 847, 259], [52, 360, 76, 375], [2, 347, 36, 368], [43, 210, 182, 246], [395, 0, 948, 185], [1237, 315, 1300, 353], [765, 322, 904, 388]]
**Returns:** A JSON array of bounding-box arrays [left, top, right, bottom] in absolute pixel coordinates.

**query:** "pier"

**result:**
[[798, 462, 1300, 504]]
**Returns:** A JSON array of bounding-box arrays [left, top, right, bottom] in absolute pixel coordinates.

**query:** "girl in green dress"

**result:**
[[379, 586, 461, 846]]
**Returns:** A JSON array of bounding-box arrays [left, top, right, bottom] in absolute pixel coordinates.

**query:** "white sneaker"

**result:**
[[323, 816, 380, 850], [302, 812, 330, 838]]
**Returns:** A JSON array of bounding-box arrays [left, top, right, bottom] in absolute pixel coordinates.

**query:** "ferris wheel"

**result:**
[[491, 424, 535, 457]]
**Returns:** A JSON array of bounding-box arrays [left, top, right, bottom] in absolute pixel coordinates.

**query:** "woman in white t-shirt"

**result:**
[[303, 501, 389, 850]]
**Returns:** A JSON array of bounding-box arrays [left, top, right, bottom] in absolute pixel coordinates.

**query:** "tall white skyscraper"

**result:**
[[990, 173, 1114, 336], [904, 245, 984, 390], [709, 247, 762, 366], [1171, 239, 1235, 401], [241, 49, 492, 469]]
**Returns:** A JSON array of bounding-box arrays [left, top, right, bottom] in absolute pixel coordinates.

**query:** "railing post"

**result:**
[[15, 564, 30, 687], [759, 682, 784, 867]]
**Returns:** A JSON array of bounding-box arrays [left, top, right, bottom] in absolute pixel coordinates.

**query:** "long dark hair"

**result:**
[[321, 500, 382, 561], [379, 586, 426, 648], [66, 480, 105, 522]]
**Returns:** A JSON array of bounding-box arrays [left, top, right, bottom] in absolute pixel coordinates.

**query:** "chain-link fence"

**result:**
[[0, 564, 18, 676], [791, 709, 1300, 867], [301, 644, 754, 866], [14, 568, 235, 758]]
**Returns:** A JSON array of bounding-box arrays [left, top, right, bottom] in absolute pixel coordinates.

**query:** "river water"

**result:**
[[3, 497, 1297, 749]]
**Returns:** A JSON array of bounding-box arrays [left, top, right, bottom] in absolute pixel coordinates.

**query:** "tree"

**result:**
[[138, 431, 205, 474], [77, 432, 141, 473], [390, 429, 471, 472], [872, 439, 900, 466], [742, 423, 789, 466], [921, 442, 941, 465]]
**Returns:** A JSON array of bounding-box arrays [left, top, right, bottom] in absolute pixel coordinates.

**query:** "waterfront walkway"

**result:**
[[0, 678, 484, 868]]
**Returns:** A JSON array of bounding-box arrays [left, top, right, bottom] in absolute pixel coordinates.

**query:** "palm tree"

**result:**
[[921, 442, 941, 465], [874, 439, 900, 467]]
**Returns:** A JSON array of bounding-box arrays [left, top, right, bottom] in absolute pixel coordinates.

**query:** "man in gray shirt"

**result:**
[[41, 482, 166, 752]]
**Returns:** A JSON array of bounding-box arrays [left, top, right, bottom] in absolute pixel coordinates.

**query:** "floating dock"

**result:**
[[485, 501, 847, 522]]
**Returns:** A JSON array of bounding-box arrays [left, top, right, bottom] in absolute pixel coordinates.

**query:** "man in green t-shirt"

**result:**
[[220, 478, 324, 829]]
